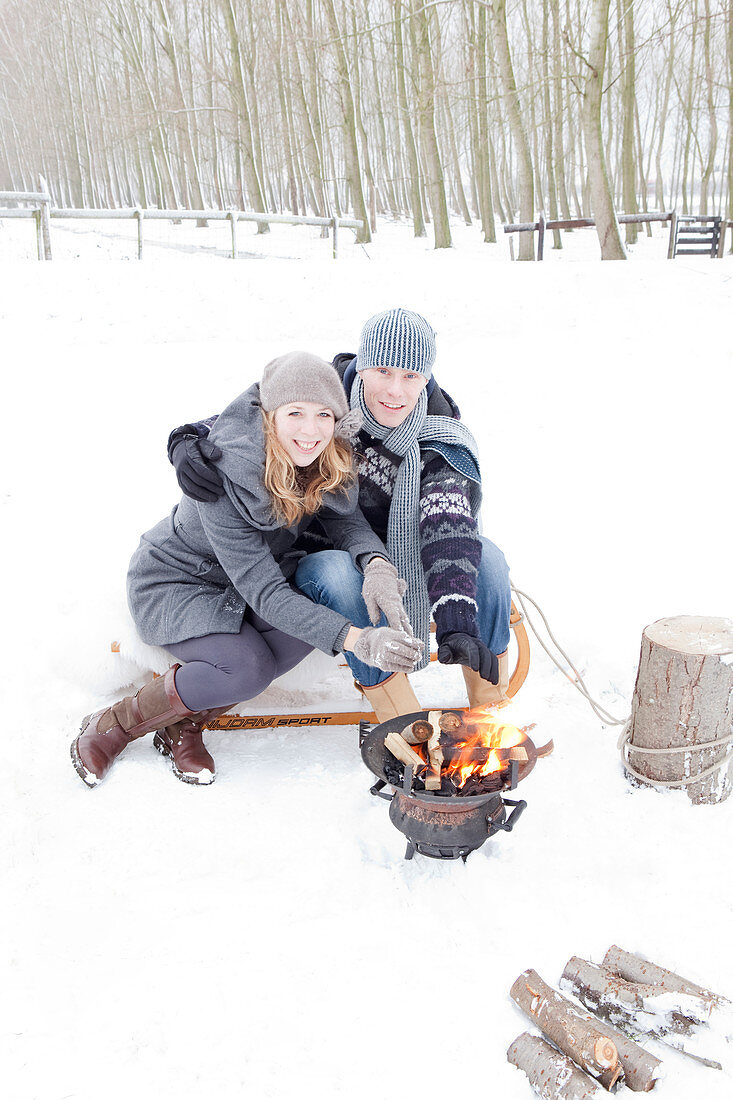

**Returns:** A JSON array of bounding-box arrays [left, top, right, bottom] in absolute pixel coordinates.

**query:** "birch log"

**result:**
[[602, 946, 731, 1010], [623, 616, 733, 804], [507, 1032, 605, 1098], [560, 956, 711, 1035], [510, 970, 623, 1089]]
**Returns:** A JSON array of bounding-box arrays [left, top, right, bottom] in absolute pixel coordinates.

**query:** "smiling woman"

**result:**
[[70, 350, 422, 790]]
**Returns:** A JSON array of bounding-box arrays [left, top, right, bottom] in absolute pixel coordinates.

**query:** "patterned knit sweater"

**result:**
[[168, 358, 483, 643]]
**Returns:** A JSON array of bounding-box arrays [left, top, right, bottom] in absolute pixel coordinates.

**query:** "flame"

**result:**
[[412, 707, 530, 790]]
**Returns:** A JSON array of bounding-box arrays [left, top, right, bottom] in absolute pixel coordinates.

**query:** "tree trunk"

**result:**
[[582, 0, 626, 258], [507, 1032, 605, 1099], [321, 0, 371, 242], [393, 0, 426, 236], [411, 0, 452, 248], [624, 616, 733, 804], [618, 0, 637, 242], [490, 0, 534, 259]]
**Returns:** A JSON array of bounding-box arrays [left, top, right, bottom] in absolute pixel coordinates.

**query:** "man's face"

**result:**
[[360, 367, 428, 428]]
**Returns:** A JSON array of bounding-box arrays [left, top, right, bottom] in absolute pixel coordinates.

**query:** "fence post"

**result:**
[[37, 174, 52, 259], [228, 211, 238, 260], [332, 216, 339, 259], [133, 208, 144, 260], [508, 235, 515, 261], [667, 210, 678, 259], [537, 212, 546, 261]]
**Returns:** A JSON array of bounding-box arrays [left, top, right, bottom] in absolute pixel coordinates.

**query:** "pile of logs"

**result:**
[[507, 946, 731, 1096], [383, 708, 551, 795]]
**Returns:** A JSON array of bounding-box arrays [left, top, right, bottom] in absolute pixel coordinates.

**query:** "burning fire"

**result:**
[[413, 708, 532, 789]]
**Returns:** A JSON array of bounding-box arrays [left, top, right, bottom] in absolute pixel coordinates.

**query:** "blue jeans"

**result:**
[[294, 538, 511, 687]]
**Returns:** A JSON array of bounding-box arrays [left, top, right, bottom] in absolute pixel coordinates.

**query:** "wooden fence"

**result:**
[[504, 210, 731, 259], [0, 190, 363, 260]]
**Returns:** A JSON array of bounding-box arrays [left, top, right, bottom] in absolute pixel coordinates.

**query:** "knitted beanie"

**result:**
[[260, 351, 349, 418], [259, 351, 360, 440], [355, 308, 436, 377]]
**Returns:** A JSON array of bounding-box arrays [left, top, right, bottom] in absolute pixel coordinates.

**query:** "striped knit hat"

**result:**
[[355, 308, 436, 378]]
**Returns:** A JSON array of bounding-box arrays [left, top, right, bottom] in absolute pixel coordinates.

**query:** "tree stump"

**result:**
[[623, 616, 733, 804]]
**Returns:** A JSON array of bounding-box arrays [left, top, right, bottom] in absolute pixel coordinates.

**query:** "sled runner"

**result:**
[[111, 604, 530, 731]]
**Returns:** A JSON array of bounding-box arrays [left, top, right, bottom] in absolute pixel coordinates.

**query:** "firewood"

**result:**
[[560, 957, 712, 1037], [437, 710, 463, 733], [507, 1032, 605, 1098], [401, 719, 432, 746], [560, 1006, 663, 1092], [623, 616, 733, 804], [383, 731, 425, 772], [602, 946, 731, 1011], [510, 969, 623, 1090], [426, 710, 444, 790]]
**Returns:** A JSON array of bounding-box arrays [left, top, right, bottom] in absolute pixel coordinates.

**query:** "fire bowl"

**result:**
[[360, 710, 533, 861]]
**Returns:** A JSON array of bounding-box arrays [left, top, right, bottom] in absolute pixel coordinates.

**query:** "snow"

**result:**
[[2, 218, 732, 1099]]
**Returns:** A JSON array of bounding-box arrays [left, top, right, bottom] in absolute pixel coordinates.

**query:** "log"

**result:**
[[401, 719, 432, 746], [383, 731, 424, 772], [425, 710, 444, 790], [437, 710, 463, 733], [602, 946, 731, 1011], [510, 970, 623, 1090], [623, 616, 733, 804], [507, 1032, 605, 1098], [560, 957, 711, 1036], [562, 1004, 664, 1092]]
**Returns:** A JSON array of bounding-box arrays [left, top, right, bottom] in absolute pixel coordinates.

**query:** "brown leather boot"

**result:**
[[71, 666, 197, 788], [359, 672, 421, 724], [153, 706, 229, 786], [462, 650, 510, 710]]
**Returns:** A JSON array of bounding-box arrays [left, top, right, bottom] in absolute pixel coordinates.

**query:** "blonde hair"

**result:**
[[262, 410, 356, 527]]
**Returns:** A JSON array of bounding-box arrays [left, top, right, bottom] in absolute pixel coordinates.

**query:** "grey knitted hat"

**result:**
[[356, 308, 436, 377], [259, 351, 360, 440]]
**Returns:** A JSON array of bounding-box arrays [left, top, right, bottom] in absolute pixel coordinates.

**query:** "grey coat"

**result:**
[[127, 384, 387, 654]]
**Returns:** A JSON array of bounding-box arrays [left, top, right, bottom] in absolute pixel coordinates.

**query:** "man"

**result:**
[[168, 308, 511, 722]]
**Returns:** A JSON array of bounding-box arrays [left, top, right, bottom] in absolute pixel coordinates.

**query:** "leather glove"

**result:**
[[437, 633, 499, 684], [351, 627, 423, 673], [171, 436, 224, 503], [361, 557, 412, 633]]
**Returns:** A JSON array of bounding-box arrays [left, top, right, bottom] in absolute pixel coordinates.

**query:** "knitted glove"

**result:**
[[171, 436, 224, 503], [362, 558, 411, 633], [437, 633, 499, 684], [352, 627, 423, 673]]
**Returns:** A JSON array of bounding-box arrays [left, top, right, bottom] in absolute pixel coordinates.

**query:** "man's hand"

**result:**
[[171, 436, 224, 503], [361, 558, 412, 634], [349, 626, 423, 673], [437, 633, 499, 683]]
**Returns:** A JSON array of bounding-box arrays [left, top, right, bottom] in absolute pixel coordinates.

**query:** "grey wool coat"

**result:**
[[127, 383, 388, 654]]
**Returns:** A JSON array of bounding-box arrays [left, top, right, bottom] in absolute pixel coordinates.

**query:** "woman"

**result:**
[[71, 351, 421, 788]]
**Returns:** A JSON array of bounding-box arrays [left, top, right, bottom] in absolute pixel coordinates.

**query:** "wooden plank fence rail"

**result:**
[[0, 192, 363, 261]]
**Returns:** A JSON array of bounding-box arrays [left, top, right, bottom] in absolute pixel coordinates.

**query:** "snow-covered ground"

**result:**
[[2, 218, 732, 1099]]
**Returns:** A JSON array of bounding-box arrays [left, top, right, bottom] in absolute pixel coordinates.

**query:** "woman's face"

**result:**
[[360, 367, 428, 428], [273, 402, 335, 466]]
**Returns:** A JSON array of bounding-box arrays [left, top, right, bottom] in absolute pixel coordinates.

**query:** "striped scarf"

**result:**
[[351, 376, 482, 669]]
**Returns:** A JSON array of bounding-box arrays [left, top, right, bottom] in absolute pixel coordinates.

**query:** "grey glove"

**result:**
[[362, 557, 412, 634], [351, 627, 423, 673]]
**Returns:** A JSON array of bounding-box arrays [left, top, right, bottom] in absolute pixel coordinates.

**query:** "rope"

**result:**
[[511, 584, 733, 792]]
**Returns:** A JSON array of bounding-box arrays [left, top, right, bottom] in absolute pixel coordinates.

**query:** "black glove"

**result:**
[[170, 436, 224, 503], [437, 633, 499, 684]]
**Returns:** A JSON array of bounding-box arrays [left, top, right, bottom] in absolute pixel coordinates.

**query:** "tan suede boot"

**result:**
[[462, 650, 510, 710], [359, 672, 421, 724], [71, 666, 197, 788], [153, 705, 230, 786]]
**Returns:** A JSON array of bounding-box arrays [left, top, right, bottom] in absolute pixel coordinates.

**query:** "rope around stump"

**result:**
[[511, 585, 733, 792]]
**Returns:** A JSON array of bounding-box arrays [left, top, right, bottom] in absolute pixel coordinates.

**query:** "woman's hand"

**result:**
[[361, 557, 412, 633], [344, 626, 423, 673]]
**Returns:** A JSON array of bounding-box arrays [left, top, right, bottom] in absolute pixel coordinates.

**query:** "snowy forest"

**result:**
[[1, 0, 731, 253]]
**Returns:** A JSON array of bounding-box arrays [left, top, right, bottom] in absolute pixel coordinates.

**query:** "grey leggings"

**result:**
[[166, 609, 313, 712]]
